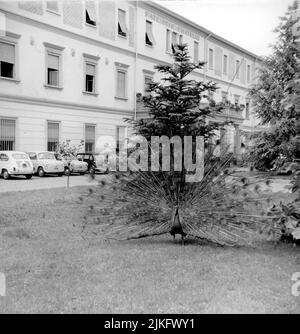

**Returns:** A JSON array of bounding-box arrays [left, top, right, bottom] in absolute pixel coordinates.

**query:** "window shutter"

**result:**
[[117, 70, 126, 98], [48, 122, 59, 142], [85, 125, 95, 141], [48, 54, 59, 70], [166, 29, 170, 52], [86, 63, 95, 76], [46, 1, 59, 12], [0, 42, 15, 64], [146, 21, 156, 45], [86, 1, 96, 22], [171, 32, 177, 46], [118, 9, 127, 34], [194, 41, 199, 62], [209, 48, 214, 68]]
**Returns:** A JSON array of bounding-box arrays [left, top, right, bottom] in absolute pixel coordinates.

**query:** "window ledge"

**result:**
[[83, 91, 99, 96], [115, 96, 128, 101], [85, 23, 97, 28], [46, 9, 61, 16], [0, 76, 20, 83], [44, 84, 63, 90], [118, 34, 127, 39], [145, 43, 154, 48]]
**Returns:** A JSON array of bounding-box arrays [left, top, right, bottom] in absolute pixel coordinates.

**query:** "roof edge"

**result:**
[[144, 0, 263, 61]]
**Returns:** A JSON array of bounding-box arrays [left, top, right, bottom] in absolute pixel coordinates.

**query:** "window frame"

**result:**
[[145, 20, 155, 47], [0, 33, 20, 82], [44, 42, 64, 90], [0, 117, 16, 151], [194, 41, 199, 63], [85, 1, 97, 27], [82, 53, 100, 95], [46, 120, 60, 152], [223, 54, 228, 75], [117, 8, 128, 38], [143, 69, 154, 96], [114, 62, 129, 100], [247, 64, 251, 83], [46, 1, 60, 15], [166, 29, 171, 54], [208, 48, 214, 70], [236, 60, 240, 79], [84, 123, 96, 153]]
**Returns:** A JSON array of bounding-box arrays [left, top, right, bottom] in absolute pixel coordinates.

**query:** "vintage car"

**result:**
[[55, 154, 88, 175], [76, 152, 110, 174], [276, 159, 300, 175], [27, 151, 65, 177], [0, 151, 34, 179]]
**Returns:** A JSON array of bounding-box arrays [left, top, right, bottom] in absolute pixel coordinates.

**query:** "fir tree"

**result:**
[[248, 1, 300, 170]]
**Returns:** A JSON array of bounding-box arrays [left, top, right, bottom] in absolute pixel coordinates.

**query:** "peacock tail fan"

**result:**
[[83, 151, 281, 246]]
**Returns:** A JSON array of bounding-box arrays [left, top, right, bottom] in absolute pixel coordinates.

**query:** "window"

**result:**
[[44, 43, 64, 88], [223, 54, 228, 75], [245, 99, 250, 119], [209, 48, 214, 69], [47, 54, 59, 86], [0, 118, 15, 150], [116, 70, 126, 99], [47, 122, 59, 152], [145, 20, 155, 46], [116, 126, 127, 153], [194, 41, 199, 62], [236, 60, 240, 79], [166, 29, 171, 53], [171, 31, 178, 49], [144, 75, 152, 95], [0, 41, 15, 79], [247, 64, 251, 83], [85, 124, 95, 153], [46, 1, 59, 13], [221, 91, 228, 104], [179, 34, 183, 45], [234, 95, 240, 105], [86, 1, 96, 26], [118, 9, 127, 37], [115, 62, 129, 100], [85, 63, 96, 93]]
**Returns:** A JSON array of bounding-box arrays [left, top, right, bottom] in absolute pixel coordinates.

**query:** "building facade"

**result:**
[[0, 0, 262, 155]]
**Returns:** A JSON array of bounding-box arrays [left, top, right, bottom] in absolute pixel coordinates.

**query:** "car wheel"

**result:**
[[38, 167, 45, 177], [25, 175, 32, 179], [89, 167, 95, 174], [64, 168, 70, 176], [80, 172, 85, 175], [2, 169, 10, 180]]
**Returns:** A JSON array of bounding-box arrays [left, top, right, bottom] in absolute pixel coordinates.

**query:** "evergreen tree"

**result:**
[[248, 1, 300, 170], [128, 43, 223, 142]]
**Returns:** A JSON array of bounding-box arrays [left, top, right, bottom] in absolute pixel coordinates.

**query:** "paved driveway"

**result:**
[[0, 172, 291, 194], [0, 174, 102, 193]]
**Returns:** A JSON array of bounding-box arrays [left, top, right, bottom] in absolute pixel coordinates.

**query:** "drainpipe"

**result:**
[[203, 32, 212, 83], [133, 0, 139, 121]]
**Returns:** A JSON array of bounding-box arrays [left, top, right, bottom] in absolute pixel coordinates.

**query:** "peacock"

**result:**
[[82, 150, 281, 247]]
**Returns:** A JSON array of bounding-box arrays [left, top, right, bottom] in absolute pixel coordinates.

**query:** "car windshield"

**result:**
[[38, 153, 56, 160], [12, 153, 28, 160]]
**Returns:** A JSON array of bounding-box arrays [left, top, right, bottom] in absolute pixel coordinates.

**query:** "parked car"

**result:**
[[55, 153, 88, 176], [76, 153, 110, 174], [27, 151, 65, 177], [276, 159, 300, 175], [0, 151, 34, 179]]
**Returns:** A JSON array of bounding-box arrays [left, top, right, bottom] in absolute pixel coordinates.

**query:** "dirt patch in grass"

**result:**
[[0, 186, 299, 313]]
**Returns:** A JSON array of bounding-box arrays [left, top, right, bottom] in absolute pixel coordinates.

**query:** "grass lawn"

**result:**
[[0, 185, 299, 314]]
